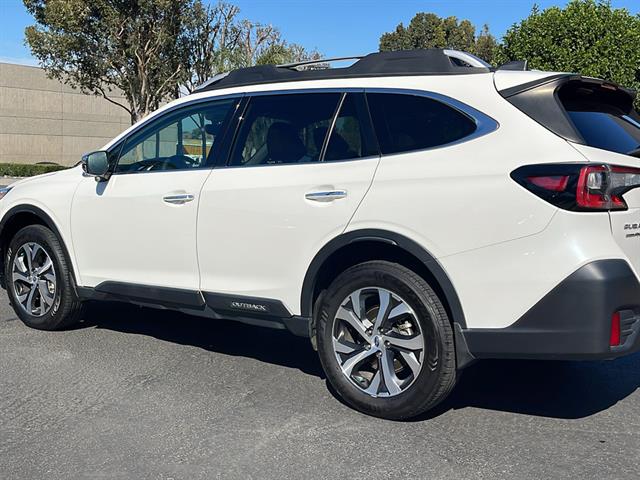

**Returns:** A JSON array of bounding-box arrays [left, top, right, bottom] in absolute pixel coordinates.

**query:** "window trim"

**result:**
[[105, 87, 498, 174], [220, 89, 383, 169], [108, 94, 243, 176], [318, 92, 347, 161], [221, 90, 351, 168], [321, 92, 380, 163], [219, 87, 498, 169]]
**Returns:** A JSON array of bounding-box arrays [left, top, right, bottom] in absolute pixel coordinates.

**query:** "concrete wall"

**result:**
[[0, 62, 131, 166]]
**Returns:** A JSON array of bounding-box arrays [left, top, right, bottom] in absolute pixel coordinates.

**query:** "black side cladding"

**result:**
[[460, 259, 640, 361], [500, 74, 583, 142]]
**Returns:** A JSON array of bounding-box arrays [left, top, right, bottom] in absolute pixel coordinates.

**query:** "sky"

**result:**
[[1, 0, 639, 65]]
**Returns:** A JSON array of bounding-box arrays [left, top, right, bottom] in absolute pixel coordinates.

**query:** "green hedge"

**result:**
[[0, 163, 67, 177]]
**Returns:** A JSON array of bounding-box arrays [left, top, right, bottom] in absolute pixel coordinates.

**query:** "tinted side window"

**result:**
[[324, 93, 378, 161], [229, 93, 341, 166], [367, 93, 477, 155], [116, 98, 236, 173]]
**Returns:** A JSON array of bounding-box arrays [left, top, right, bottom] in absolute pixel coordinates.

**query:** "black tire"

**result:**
[[5, 224, 83, 330], [316, 261, 456, 420]]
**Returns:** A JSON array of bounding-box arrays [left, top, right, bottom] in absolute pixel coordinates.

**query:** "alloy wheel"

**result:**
[[332, 287, 425, 397], [12, 242, 57, 317]]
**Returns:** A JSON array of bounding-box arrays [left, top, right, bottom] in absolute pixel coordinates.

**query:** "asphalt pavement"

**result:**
[[1, 295, 639, 479]]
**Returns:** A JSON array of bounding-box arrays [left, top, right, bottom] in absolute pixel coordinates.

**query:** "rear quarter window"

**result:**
[[366, 92, 477, 155]]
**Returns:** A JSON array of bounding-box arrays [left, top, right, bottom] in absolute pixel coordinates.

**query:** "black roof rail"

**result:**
[[192, 49, 492, 94], [277, 55, 365, 70]]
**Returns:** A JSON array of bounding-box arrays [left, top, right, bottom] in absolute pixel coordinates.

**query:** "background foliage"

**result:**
[[0, 163, 66, 178], [24, 0, 319, 123], [377, 1, 640, 106], [379, 13, 497, 65], [496, 0, 640, 105], [24, 0, 192, 123], [21, 0, 640, 132]]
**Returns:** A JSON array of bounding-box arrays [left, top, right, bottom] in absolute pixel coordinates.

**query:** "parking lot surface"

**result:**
[[1, 296, 640, 479]]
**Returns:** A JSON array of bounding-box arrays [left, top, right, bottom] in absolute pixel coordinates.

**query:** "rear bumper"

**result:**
[[456, 259, 640, 367]]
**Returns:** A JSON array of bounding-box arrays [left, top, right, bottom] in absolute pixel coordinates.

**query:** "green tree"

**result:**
[[228, 20, 320, 70], [181, 2, 323, 92], [379, 13, 497, 64], [24, 0, 322, 120], [24, 0, 192, 123], [184, 1, 242, 93], [474, 25, 498, 66], [496, 0, 640, 102]]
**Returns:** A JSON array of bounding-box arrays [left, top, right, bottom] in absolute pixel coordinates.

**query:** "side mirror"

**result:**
[[82, 151, 110, 180]]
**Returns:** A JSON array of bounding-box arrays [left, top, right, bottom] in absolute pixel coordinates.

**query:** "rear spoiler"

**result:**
[[499, 74, 636, 100], [498, 74, 637, 144]]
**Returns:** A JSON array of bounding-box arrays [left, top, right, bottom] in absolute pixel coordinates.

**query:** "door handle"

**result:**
[[305, 190, 347, 202], [163, 193, 195, 205]]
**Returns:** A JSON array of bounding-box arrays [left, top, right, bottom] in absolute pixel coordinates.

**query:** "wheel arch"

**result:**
[[300, 229, 467, 329], [0, 204, 78, 290]]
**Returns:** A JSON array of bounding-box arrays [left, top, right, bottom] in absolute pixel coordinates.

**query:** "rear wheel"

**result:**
[[5, 225, 82, 330], [317, 261, 456, 420]]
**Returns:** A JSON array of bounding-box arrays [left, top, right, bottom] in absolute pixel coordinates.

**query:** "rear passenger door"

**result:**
[[197, 91, 380, 313]]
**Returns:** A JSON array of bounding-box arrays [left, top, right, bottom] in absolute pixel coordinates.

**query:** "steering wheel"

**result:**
[[131, 159, 166, 171], [164, 155, 198, 169]]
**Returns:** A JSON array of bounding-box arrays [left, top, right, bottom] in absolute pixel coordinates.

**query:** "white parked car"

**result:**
[[2, 49, 640, 419]]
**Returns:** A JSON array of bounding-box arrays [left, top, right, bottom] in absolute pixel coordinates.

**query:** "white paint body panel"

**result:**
[[197, 158, 379, 313], [71, 170, 212, 289], [569, 142, 640, 292], [439, 210, 624, 328], [1, 69, 638, 332], [493, 70, 568, 92], [0, 167, 84, 276]]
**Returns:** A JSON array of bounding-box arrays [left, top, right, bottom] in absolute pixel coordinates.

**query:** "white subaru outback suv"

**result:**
[[2, 49, 640, 420]]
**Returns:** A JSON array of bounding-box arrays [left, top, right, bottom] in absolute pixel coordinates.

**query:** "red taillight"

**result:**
[[610, 312, 621, 347], [576, 165, 627, 210], [512, 163, 640, 212], [526, 175, 569, 192]]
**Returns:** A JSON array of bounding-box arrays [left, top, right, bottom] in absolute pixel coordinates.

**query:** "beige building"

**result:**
[[0, 62, 131, 166]]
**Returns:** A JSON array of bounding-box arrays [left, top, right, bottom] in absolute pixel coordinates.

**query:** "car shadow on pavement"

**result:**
[[78, 302, 640, 421], [78, 301, 324, 378], [413, 354, 640, 421]]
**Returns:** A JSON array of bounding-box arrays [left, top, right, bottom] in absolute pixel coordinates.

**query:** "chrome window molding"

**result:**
[[443, 49, 492, 68], [216, 154, 381, 171], [224, 87, 500, 161], [107, 85, 499, 175], [242, 87, 365, 97]]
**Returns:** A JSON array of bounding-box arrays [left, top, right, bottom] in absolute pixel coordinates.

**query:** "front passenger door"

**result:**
[[71, 97, 239, 292]]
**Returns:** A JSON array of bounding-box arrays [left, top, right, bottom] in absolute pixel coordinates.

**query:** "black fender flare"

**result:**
[[300, 229, 467, 328], [0, 204, 79, 289]]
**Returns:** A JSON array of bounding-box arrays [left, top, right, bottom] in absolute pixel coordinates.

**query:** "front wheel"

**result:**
[[317, 261, 456, 420], [5, 225, 83, 330]]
